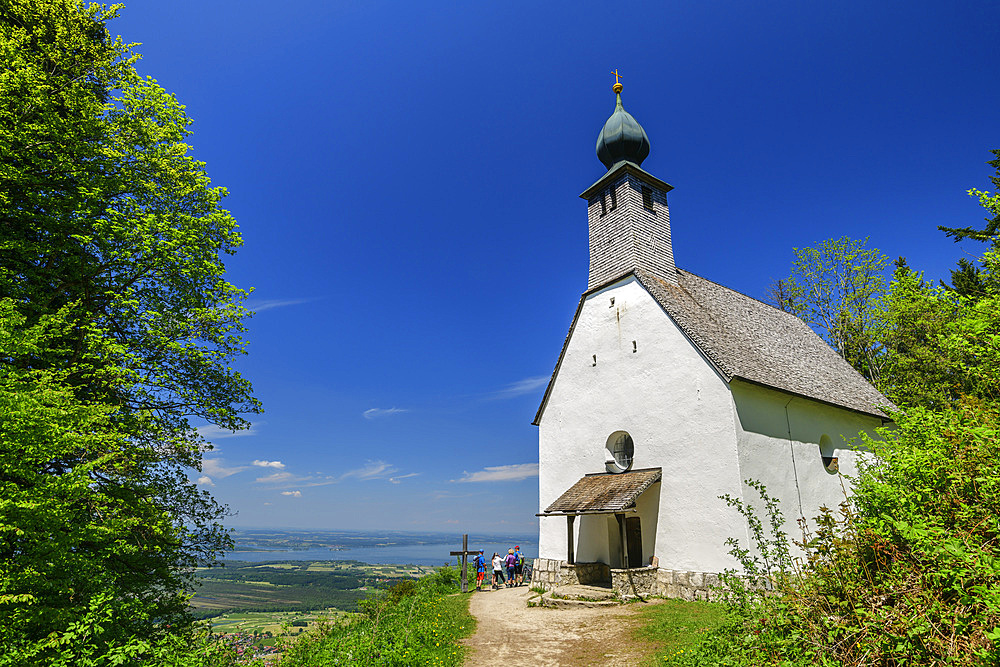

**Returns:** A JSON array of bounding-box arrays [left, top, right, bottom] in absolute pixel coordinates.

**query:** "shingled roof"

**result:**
[[539, 468, 662, 516], [534, 268, 893, 424]]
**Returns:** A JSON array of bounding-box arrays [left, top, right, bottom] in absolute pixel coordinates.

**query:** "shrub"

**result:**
[[678, 403, 1000, 666]]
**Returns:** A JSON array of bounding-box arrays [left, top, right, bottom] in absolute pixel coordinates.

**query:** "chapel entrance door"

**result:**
[[625, 517, 643, 568]]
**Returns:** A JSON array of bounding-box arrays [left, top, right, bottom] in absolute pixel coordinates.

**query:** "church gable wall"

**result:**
[[730, 381, 884, 551], [538, 276, 747, 573]]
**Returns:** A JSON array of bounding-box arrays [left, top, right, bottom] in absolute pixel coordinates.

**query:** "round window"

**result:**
[[606, 432, 634, 472], [819, 435, 839, 475]]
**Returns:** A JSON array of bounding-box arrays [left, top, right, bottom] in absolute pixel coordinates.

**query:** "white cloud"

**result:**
[[453, 463, 539, 483], [340, 460, 398, 481], [245, 298, 313, 313], [197, 424, 258, 440], [281, 490, 302, 497], [253, 460, 285, 469], [197, 475, 214, 486], [201, 458, 248, 479], [297, 476, 340, 488], [255, 471, 296, 484], [363, 407, 408, 420], [250, 460, 409, 489], [490, 376, 549, 399]]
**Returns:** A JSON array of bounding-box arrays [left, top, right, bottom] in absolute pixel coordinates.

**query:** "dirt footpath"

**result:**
[[462, 586, 660, 666]]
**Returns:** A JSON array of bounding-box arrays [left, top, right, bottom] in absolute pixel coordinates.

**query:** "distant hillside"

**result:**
[[190, 560, 435, 618]]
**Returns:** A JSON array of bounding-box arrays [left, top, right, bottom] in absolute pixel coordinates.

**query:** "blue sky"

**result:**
[[112, 1, 998, 533]]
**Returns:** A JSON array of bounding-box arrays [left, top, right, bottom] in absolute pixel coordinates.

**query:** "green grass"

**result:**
[[277, 568, 476, 666], [634, 598, 727, 665]]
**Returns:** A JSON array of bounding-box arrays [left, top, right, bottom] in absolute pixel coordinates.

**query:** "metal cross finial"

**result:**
[[612, 69, 623, 94], [613, 69, 621, 85]]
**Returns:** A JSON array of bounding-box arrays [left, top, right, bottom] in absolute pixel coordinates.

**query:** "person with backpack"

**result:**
[[513, 545, 524, 586], [474, 550, 486, 591], [504, 548, 517, 587]]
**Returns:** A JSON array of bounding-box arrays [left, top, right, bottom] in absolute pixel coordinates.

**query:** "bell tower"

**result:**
[[581, 75, 676, 289]]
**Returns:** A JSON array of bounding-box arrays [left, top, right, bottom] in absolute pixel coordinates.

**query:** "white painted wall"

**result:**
[[730, 381, 885, 552], [537, 276, 749, 573]]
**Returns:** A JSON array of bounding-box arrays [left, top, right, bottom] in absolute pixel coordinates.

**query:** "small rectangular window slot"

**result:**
[[642, 186, 654, 211], [592, 354, 597, 367], [600, 193, 607, 216], [632, 340, 637, 353], [609, 186, 617, 210]]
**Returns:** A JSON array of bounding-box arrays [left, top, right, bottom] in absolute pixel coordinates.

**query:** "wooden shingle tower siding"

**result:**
[[582, 163, 676, 290]]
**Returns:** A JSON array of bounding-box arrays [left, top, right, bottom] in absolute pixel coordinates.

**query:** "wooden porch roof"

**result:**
[[538, 468, 661, 516]]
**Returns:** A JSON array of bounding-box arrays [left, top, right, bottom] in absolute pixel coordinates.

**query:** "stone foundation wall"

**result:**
[[529, 559, 610, 591], [531, 559, 722, 600], [655, 568, 722, 601], [530, 558, 563, 590], [611, 566, 657, 598]]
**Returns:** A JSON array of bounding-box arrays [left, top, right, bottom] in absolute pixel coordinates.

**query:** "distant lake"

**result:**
[[223, 538, 537, 567]]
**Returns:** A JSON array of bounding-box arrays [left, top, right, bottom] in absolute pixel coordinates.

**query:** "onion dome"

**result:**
[[596, 79, 650, 170]]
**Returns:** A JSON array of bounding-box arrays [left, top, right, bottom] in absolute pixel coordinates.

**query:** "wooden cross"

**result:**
[[449, 534, 480, 593]]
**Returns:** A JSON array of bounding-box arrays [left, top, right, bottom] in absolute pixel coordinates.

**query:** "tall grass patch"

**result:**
[[278, 566, 475, 666]]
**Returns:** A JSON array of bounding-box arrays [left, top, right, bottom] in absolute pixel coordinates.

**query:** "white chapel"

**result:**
[[530, 79, 892, 598]]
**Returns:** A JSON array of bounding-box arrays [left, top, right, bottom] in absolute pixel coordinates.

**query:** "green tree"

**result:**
[[938, 151, 1000, 297], [946, 257, 987, 298], [0, 1, 257, 663], [771, 236, 889, 385], [877, 266, 958, 408], [880, 249, 1000, 410], [939, 149, 1000, 242], [0, 304, 178, 663]]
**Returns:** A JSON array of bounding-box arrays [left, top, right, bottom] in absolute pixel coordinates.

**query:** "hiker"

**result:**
[[491, 552, 504, 589], [514, 545, 524, 586], [474, 550, 486, 591], [504, 548, 516, 587]]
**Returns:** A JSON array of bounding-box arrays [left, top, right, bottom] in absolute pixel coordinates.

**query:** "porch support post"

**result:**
[[566, 515, 576, 564], [616, 512, 628, 570]]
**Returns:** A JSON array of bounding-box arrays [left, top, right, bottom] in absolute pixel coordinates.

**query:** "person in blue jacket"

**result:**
[[474, 550, 486, 591]]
